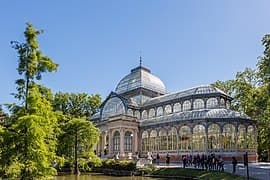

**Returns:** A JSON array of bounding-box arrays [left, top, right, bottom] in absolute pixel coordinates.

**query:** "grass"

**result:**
[[151, 168, 249, 180]]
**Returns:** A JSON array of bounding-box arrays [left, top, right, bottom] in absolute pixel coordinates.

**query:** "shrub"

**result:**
[[100, 160, 136, 171]]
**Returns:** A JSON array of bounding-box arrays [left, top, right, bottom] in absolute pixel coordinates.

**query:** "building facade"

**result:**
[[92, 65, 257, 162]]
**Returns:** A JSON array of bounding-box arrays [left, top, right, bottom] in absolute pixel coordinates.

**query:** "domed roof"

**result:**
[[115, 66, 166, 95]]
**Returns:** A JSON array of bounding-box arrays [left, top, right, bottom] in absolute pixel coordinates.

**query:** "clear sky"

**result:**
[[1, 1, 270, 108]]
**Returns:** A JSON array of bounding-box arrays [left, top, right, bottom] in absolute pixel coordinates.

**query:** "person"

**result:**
[[218, 156, 224, 171], [166, 153, 170, 165], [232, 157, 237, 173], [156, 153, 160, 165], [183, 155, 187, 168]]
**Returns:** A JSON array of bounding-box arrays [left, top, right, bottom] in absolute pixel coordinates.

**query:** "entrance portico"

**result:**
[[96, 114, 139, 159]]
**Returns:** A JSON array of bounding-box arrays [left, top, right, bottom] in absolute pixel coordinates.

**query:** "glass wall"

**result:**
[[157, 107, 163, 116], [193, 99, 204, 110], [247, 125, 256, 149], [183, 101, 191, 111], [192, 125, 206, 151], [179, 126, 191, 150], [149, 130, 158, 151], [208, 124, 220, 149], [113, 131, 120, 152], [222, 124, 236, 149], [142, 131, 148, 152], [237, 125, 246, 149], [165, 105, 172, 114], [149, 108, 155, 118], [142, 110, 148, 119], [159, 129, 167, 150], [168, 127, 177, 150], [207, 98, 218, 108], [173, 103, 181, 112], [124, 131, 132, 152]]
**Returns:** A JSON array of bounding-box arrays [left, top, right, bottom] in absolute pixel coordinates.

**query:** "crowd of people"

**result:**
[[182, 154, 224, 171], [149, 153, 225, 172]]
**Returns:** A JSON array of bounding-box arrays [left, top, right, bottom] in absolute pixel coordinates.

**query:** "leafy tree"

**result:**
[[53, 92, 101, 118], [10, 22, 58, 109], [0, 23, 59, 179], [52, 92, 101, 174], [60, 118, 100, 174]]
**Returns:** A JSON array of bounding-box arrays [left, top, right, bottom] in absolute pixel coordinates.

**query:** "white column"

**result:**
[[120, 128, 125, 157], [133, 129, 138, 153]]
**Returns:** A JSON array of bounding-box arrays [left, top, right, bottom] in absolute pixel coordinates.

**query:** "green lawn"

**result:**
[[151, 168, 248, 180]]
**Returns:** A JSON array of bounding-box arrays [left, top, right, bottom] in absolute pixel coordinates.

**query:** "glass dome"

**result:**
[[115, 66, 166, 95]]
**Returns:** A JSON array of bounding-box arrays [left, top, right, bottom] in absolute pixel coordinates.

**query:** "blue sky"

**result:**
[[1, 1, 270, 108]]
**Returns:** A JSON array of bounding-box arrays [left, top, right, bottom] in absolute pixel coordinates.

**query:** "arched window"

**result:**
[[226, 101, 231, 109], [179, 126, 191, 150], [127, 109, 133, 116], [164, 105, 172, 114], [157, 107, 163, 116], [150, 130, 158, 151], [149, 108, 155, 118], [168, 127, 177, 150], [173, 103, 181, 112], [135, 110, 140, 120], [237, 125, 246, 149], [159, 129, 167, 151], [102, 97, 125, 118], [142, 131, 149, 152], [208, 124, 220, 150], [220, 98, 225, 108], [222, 124, 236, 149], [124, 131, 133, 152], [207, 98, 218, 108], [247, 125, 255, 149], [192, 125, 206, 151], [142, 110, 148, 119], [113, 131, 120, 152], [193, 99, 204, 110], [183, 101, 191, 111]]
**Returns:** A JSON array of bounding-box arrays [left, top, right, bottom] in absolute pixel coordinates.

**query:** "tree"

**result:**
[[52, 92, 101, 174], [10, 22, 58, 110], [61, 118, 100, 174], [0, 23, 59, 179], [53, 92, 101, 118]]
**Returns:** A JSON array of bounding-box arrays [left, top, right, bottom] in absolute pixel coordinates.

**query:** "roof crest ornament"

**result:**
[[139, 50, 142, 67]]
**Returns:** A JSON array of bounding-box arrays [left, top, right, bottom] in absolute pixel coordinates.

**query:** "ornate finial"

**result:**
[[139, 50, 142, 66]]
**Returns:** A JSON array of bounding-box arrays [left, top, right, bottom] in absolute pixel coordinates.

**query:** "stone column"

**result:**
[[101, 132, 105, 156], [133, 129, 138, 154], [109, 130, 113, 156], [120, 128, 125, 157]]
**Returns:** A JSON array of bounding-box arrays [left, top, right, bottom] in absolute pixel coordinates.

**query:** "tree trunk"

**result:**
[[74, 131, 80, 175]]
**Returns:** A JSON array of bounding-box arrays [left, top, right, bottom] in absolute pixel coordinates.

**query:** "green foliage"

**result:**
[[1, 85, 58, 179], [258, 34, 270, 85], [0, 23, 59, 179], [100, 160, 136, 171], [53, 92, 101, 118], [57, 118, 100, 173], [52, 92, 101, 173], [137, 164, 156, 175]]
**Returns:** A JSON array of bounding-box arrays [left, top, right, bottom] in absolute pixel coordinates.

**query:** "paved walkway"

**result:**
[[155, 162, 270, 180]]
